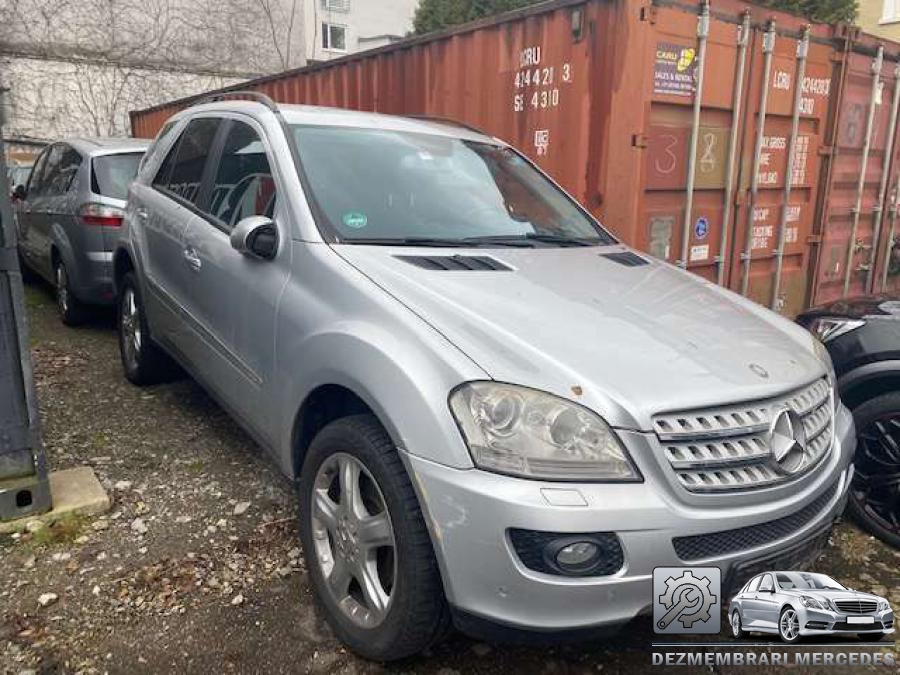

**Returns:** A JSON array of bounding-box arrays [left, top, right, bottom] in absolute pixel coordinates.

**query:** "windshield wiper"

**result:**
[[341, 237, 479, 247], [467, 233, 599, 247]]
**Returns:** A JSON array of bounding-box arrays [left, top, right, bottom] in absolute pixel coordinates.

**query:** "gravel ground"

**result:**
[[1, 280, 898, 674]]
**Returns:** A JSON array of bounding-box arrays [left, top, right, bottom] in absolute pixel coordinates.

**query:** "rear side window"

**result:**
[[153, 118, 221, 205], [91, 153, 143, 200], [209, 121, 276, 230], [33, 145, 81, 197]]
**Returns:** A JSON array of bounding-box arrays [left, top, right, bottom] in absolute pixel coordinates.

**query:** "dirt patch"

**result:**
[[1, 281, 897, 674]]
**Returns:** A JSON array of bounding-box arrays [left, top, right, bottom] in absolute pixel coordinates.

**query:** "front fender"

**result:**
[[278, 324, 486, 474]]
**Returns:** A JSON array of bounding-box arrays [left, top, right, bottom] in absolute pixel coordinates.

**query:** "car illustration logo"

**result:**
[[769, 407, 809, 474]]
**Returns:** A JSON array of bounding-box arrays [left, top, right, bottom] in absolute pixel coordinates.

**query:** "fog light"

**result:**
[[557, 541, 599, 567]]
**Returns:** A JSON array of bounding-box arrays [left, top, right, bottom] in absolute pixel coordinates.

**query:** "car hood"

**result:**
[[334, 244, 827, 429], [781, 589, 884, 602]]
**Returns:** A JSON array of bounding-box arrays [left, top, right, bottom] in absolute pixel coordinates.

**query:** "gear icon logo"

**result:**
[[653, 567, 721, 634]]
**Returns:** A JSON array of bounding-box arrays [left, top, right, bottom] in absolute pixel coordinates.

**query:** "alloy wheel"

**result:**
[[732, 612, 741, 637], [56, 263, 69, 314], [851, 414, 900, 538], [780, 609, 799, 641], [120, 287, 142, 371], [310, 452, 396, 629]]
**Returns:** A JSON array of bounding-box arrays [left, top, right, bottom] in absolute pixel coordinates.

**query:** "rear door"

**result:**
[[179, 116, 287, 441], [16, 148, 49, 268], [137, 117, 221, 344], [41, 145, 85, 283]]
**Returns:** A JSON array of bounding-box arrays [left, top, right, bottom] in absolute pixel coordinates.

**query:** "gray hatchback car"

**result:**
[[14, 138, 149, 324], [114, 96, 856, 660]]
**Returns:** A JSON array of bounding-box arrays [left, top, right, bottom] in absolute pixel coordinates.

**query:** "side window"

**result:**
[[746, 576, 762, 593], [140, 120, 178, 174], [758, 574, 774, 592], [209, 121, 276, 230], [152, 118, 221, 205], [30, 145, 64, 197], [26, 149, 49, 196], [43, 146, 82, 196]]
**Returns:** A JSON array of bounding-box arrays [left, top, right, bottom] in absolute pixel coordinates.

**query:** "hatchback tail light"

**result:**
[[78, 203, 124, 227]]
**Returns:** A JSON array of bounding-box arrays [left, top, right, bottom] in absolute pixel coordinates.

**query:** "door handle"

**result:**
[[183, 247, 202, 272], [135, 208, 149, 221]]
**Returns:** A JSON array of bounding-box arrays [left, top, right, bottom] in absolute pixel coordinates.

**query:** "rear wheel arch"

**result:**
[[840, 367, 900, 410], [113, 249, 134, 295]]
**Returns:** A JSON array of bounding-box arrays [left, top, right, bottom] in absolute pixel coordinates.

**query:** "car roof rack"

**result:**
[[199, 90, 280, 113], [404, 114, 489, 136]]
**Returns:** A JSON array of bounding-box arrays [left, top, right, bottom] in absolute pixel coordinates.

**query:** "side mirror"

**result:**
[[12, 184, 26, 201], [230, 216, 278, 260]]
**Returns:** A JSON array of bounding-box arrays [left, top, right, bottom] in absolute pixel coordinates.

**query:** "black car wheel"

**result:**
[[54, 259, 87, 325], [848, 392, 900, 549], [117, 272, 178, 385], [298, 415, 450, 660]]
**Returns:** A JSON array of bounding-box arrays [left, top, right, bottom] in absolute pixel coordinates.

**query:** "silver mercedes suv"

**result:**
[[114, 95, 856, 660]]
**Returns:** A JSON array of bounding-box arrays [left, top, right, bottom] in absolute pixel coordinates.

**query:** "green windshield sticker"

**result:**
[[343, 212, 368, 229]]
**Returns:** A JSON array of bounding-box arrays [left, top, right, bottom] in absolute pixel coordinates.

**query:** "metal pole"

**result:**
[[678, 0, 710, 270], [882, 177, 899, 290], [771, 26, 810, 311], [741, 21, 776, 296], [0, 86, 51, 521], [844, 46, 883, 297], [717, 11, 751, 286], [868, 60, 900, 292]]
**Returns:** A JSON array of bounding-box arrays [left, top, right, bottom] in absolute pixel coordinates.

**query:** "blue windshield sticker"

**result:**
[[343, 212, 368, 229]]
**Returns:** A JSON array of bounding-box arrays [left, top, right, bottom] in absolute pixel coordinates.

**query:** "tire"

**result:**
[[54, 258, 87, 326], [730, 610, 748, 639], [847, 392, 900, 549], [117, 271, 177, 385], [778, 606, 802, 644], [857, 633, 884, 641], [297, 414, 450, 661]]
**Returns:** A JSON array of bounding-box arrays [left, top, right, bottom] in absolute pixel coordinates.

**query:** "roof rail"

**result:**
[[404, 114, 489, 136], [198, 90, 279, 113]]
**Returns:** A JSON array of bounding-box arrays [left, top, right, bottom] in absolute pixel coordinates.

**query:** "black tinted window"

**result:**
[[43, 146, 82, 196], [209, 121, 276, 229], [92, 153, 143, 200], [153, 118, 221, 204]]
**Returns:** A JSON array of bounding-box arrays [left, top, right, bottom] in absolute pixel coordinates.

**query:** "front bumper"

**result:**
[[407, 405, 855, 633], [799, 608, 894, 636]]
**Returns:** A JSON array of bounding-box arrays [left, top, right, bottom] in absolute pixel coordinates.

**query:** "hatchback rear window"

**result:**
[[91, 153, 143, 200]]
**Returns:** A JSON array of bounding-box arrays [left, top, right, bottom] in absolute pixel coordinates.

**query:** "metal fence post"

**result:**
[[0, 85, 52, 521]]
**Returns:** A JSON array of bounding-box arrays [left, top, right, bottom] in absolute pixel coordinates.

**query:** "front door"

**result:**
[[755, 573, 780, 629], [178, 117, 287, 443]]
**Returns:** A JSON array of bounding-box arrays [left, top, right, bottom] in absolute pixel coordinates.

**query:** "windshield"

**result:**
[[92, 152, 143, 200], [776, 572, 845, 591], [291, 125, 614, 246]]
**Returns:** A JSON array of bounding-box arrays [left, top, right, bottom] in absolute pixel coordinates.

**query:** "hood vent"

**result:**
[[396, 255, 512, 271], [601, 251, 649, 267]]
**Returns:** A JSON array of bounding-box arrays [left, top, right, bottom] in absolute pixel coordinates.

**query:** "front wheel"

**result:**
[[731, 610, 748, 638], [847, 392, 900, 549], [778, 607, 802, 643], [297, 414, 450, 660]]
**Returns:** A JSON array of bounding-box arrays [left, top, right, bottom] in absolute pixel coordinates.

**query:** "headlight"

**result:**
[[799, 595, 827, 610], [449, 382, 641, 481], [807, 316, 865, 343], [878, 599, 890, 612]]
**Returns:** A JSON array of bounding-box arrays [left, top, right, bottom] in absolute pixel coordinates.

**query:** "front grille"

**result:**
[[834, 599, 879, 614], [832, 621, 885, 631], [673, 479, 838, 561], [653, 378, 833, 492]]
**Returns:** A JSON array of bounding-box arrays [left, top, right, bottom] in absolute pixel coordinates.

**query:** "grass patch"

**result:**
[[27, 513, 87, 548]]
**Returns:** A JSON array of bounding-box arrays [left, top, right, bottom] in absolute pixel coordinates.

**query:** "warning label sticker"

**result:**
[[654, 43, 697, 97]]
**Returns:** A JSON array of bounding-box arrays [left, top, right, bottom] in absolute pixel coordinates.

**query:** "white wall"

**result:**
[[303, 0, 418, 62]]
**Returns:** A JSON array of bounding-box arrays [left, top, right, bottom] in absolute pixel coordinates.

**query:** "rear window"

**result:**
[[91, 153, 143, 200]]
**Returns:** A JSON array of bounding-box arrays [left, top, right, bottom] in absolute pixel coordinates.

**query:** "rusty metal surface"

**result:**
[[130, 0, 900, 312]]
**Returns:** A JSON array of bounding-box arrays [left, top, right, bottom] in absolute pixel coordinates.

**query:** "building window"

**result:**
[[322, 23, 347, 51], [882, 0, 900, 23], [321, 0, 350, 11]]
